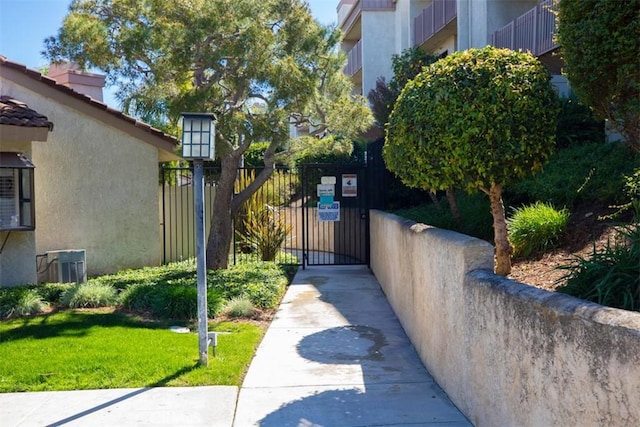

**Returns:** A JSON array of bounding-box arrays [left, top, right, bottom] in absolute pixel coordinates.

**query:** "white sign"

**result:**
[[342, 174, 357, 197], [318, 202, 340, 222], [321, 176, 337, 185], [317, 184, 335, 197]]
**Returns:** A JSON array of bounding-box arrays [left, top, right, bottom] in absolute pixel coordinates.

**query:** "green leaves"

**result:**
[[557, 0, 640, 151], [384, 46, 559, 194]]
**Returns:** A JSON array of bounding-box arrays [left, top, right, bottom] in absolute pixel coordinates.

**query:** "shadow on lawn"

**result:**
[[0, 310, 170, 341]]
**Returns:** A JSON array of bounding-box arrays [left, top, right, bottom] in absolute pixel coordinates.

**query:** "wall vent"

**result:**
[[46, 250, 87, 284]]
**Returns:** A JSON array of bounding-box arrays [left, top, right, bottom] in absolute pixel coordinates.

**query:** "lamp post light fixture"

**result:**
[[181, 112, 215, 366]]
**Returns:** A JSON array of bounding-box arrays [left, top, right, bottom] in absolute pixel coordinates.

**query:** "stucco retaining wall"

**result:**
[[370, 210, 640, 426]]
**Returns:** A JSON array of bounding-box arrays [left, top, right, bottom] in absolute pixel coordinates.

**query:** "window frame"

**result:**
[[0, 152, 35, 231]]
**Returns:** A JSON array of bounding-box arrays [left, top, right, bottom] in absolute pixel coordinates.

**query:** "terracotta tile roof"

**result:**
[[0, 56, 179, 150], [0, 95, 54, 130]]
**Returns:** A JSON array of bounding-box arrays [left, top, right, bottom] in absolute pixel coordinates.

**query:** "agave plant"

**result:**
[[242, 202, 292, 261]]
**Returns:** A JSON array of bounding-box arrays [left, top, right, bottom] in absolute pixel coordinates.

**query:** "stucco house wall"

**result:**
[[1, 58, 179, 284], [0, 143, 37, 286]]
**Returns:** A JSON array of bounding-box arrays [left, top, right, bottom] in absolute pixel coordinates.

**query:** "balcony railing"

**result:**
[[491, 0, 559, 56], [414, 0, 457, 47], [344, 39, 363, 77], [339, 0, 396, 35]]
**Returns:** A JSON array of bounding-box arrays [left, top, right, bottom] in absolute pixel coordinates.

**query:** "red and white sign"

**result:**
[[342, 174, 357, 197]]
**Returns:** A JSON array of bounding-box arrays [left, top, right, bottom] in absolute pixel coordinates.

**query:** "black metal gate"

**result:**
[[160, 163, 371, 267], [301, 164, 369, 267]]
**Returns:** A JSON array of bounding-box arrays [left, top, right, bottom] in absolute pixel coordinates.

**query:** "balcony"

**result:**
[[344, 39, 363, 77], [491, 0, 559, 57], [338, 0, 396, 39], [414, 0, 457, 47]]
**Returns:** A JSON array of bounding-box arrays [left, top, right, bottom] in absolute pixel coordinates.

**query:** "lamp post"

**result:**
[[181, 112, 215, 366]]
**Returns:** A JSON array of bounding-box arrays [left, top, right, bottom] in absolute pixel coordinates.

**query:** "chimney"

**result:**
[[48, 62, 106, 102]]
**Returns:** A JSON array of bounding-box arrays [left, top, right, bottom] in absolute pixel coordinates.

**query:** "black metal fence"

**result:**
[[160, 166, 302, 266], [160, 140, 403, 267]]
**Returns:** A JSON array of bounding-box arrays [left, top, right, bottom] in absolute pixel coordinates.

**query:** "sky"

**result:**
[[0, 0, 339, 108]]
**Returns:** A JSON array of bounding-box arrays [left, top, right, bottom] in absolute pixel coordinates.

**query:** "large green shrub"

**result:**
[[556, 96, 605, 148], [557, 0, 640, 151], [393, 191, 494, 242], [368, 47, 439, 127], [385, 47, 559, 275], [507, 142, 639, 208]]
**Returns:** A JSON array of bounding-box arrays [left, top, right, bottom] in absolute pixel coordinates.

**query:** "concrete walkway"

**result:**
[[234, 265, 471, 426], [0, 265, 470, 426]]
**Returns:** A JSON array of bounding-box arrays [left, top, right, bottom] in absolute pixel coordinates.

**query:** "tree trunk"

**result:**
[[206, 157, 238, 270], [205, 139, 279, 270], [446, 187, 461, 226], [488, 183, 512, 276], [428, 191, 442, 210]]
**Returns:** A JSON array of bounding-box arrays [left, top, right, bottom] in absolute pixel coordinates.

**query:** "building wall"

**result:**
[[0, 142, 36, 286], [370, 210, 640, 426], [2, 81, 162, 278], [361, 10, 397, 97]]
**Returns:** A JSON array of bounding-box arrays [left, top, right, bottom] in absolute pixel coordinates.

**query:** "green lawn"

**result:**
[[0, 310, 263, 392]]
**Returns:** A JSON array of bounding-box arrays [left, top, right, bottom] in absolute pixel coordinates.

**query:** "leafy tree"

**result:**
[[44, 0, 372, 269], [557, 0, 640, 152], [368, 47, 438, 127], [385, 47, 559, 276]]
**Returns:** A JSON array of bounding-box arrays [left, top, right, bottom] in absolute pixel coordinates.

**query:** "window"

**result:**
[[0, 152, 35, 231]]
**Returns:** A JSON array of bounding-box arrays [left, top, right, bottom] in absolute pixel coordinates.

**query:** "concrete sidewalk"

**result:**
[[233, 265, 471, 426], [0, 265, 471, 426]]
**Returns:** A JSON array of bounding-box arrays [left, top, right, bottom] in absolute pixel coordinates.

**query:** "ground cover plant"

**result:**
[[0, 259, 296, 392]]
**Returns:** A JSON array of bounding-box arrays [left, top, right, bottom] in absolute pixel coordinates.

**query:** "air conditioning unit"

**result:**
[[46, 250, 87, 284]]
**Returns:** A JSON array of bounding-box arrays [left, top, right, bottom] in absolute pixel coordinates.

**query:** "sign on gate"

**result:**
[[318, 201, 340, 222], [342, 174, 357, 197]]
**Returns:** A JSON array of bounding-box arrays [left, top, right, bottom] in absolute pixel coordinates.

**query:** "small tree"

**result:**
[[557, 0, 640, 151], [384, 47, 559, 275]]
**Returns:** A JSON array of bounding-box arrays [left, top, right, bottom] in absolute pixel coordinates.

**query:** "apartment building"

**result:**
[[339, 0, 564, 98]]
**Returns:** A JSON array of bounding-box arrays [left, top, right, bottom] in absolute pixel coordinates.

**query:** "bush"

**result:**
[[508, 202, 570, 258], [557, 0, 639, 151], [90, 260, 195, 291], [223, 296, 256, 318], [60, 282, 118, 308], [121, 283, 223, 320], [38, 283, 72, 304], [557, 224, 640, 311], [507, 142, 640, 208], [0, 287, 48, 319], [393, 191, 494, 242], [209, 261, 288, 309], [556, 96, 605, 148]]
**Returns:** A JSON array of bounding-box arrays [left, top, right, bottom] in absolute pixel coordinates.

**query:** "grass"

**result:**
[[0, 258, 297, 392], [0, 310, 264, 392], [508, 202, 570, 258]]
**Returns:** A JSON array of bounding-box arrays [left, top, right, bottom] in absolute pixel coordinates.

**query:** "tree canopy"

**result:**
[[45, 0, 373, 269], [384, 47, 559, 275], [557, 0, 640, 151], [368, 47, 438, 128]]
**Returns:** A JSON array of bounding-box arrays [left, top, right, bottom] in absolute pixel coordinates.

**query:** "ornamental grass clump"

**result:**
[[557, 223, 640, 311], [60, 282, 118, 308], [0, 287, 49, 319], [508, 202, 570, 258], [223, 296, 256, 318]]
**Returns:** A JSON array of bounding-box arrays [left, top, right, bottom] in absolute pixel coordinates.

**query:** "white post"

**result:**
[[194, 159, 208, 366]]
